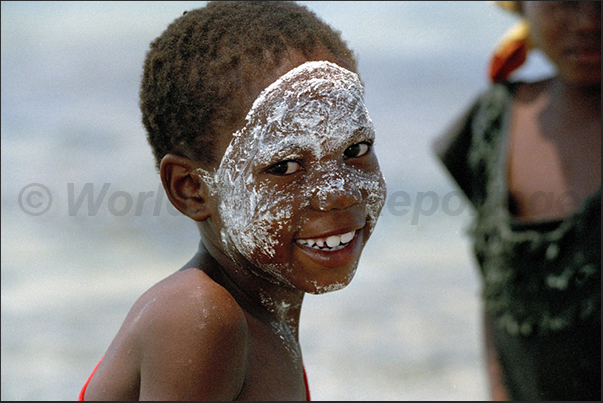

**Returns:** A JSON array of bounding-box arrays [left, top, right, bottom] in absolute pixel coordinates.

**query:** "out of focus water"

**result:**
[[1, 1, 553, 400]]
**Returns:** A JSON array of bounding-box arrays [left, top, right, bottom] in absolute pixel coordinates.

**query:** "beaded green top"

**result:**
[[437, 82, 601, 336]]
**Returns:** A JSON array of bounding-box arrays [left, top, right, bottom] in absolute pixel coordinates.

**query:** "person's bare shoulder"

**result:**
[[136, 268, 249, 400], [87, 268, 249, 401]]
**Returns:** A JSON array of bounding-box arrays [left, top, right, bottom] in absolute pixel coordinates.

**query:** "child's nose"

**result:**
[[309, 171, 362, 212]]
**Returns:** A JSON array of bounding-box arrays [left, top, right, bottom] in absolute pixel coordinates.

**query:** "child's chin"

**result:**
[[307, 281, 349, 295], [306, 268, 357, 295]]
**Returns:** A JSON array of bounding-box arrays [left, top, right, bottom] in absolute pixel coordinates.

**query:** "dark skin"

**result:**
[[83, 49, 382, 401], [507, 1, 601, 222], [486, 1, 600, 400]]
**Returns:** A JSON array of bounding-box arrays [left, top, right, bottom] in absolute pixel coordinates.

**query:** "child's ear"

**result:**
[[160, 154, 212, 221]]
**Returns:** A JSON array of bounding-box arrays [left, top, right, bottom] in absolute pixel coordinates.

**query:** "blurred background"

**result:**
[[2, 1, 554, 400]]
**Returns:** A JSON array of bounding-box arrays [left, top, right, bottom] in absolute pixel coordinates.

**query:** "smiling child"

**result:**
[[79, 2, 386, 400]]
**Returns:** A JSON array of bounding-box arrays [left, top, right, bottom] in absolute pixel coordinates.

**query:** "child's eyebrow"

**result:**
[[351, 126, 376, 141], [252, 137, 312, 165], [252, 123, 375, 166]]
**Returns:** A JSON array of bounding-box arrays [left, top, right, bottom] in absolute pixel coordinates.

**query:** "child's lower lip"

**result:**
[[294, 229, 363, 269]]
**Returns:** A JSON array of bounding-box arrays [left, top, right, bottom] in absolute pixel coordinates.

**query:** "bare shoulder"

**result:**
[[86, 268, 248, 401], [135, 268, 249, 400], [135, 268, 247, 333]]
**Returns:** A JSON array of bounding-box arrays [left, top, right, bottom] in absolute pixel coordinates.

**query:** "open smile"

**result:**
[[293, 227, 365, 269], [295, 230, 357, 251]]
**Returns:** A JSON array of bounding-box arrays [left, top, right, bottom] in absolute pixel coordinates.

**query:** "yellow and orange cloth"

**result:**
[[489, 1, 532, 83]]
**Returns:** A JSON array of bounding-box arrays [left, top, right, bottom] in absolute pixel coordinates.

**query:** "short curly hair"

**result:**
[[140, 1, 358, 170]]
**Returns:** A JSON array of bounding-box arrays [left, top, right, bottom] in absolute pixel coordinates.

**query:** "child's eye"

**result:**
[[344, 142, 371, 159], [266, 160, 302, 175]]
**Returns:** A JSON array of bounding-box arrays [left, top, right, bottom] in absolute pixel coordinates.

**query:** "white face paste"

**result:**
[[198, 61, 386, 290]]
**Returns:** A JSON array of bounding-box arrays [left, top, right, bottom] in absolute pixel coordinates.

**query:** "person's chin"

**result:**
[[305, 265, 358, 295]]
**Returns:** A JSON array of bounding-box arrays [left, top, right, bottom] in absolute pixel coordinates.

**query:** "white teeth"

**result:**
[[326, 235, 340, 248], [340, 231, 354, 244], [296, 230, 356, 251]]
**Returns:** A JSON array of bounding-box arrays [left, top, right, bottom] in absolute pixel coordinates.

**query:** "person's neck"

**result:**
[[550, 77, 601, 120], [198, 239, 304, 341]]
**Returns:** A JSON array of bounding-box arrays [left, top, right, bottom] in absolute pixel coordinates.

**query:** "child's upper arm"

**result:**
[[136, 271, 249, 400]]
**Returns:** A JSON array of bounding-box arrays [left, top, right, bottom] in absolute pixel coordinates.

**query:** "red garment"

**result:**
[[79, 359, 311, 401], [78, 358, 101, 401], [303, 366, 311, 401]]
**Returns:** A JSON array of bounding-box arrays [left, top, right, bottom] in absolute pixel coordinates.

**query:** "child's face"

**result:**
[[201, 61, 386, 294], [524, 1, 601, 86]]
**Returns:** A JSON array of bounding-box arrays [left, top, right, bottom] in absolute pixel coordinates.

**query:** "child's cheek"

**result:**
[[359, 170, 387, 226], [348, 169, 386, 235], [238, 182, 294, 262], [218, 163, 295, 272]]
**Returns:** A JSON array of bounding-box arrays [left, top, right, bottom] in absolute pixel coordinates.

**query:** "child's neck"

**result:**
[[550, 77, 601, 120], [197, 240, 304, 340]]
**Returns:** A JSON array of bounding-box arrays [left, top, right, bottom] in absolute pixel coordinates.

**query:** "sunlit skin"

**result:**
[[83, 54, 386, 401], [200, 61, 386, 295]]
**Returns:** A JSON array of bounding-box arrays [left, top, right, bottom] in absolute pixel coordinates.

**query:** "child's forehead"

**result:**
[[218, 61, 370, 164], [252, 93, 370, 135], [253, 61, 363, 109], [245, 61, 369, 139]]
